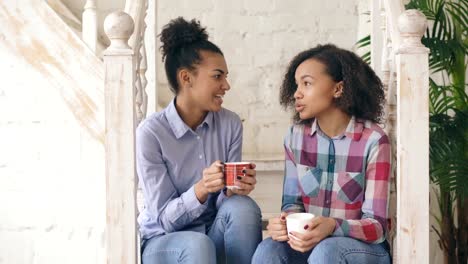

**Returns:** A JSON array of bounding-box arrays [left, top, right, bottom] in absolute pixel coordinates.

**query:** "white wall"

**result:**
[[154, 0, 360, 159]]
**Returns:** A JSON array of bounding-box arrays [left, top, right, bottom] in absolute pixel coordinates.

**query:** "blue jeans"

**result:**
[[252, 237, 391, 264], [141, 195, 262, 264]]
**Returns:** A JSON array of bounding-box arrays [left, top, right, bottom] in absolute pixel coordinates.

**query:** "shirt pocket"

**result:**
[[297, 164, 322, 197], [337, 171, 365, 203]]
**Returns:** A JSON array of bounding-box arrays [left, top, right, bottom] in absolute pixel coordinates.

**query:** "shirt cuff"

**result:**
[[181, 185, 209, 218]]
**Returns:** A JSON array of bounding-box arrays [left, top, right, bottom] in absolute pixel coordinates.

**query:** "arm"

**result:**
[[136, 125, 208, 233], [332, 135, 391, 244], [281, 127, 305, 213]]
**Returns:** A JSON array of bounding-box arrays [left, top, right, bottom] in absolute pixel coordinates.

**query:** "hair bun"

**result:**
[[159, 17, 208, 59]]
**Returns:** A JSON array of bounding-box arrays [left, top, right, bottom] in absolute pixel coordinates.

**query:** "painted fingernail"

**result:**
[[241, 169, 246, 173], [304, 225, 309, 230], [237, 176, 242, 180], [220, 162, 225, 165], [281, 216, 286, 220]]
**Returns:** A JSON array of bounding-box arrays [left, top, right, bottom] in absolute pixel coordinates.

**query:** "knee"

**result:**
[[309, 237, 342, 261], [221, 195, 261, 218], [179, 232, 216, 260], [252, 238, 286, 264]]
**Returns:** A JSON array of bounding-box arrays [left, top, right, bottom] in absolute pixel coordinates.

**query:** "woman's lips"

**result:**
[[295, 104, 305, 112]]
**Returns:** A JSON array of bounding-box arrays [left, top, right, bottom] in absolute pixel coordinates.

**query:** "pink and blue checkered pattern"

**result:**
[[282, 117, 391, 244]]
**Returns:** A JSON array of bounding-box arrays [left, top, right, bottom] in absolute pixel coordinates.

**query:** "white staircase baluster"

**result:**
[[103, 11, 138, 264], [125, 0, 149, 124], [139, 39, 148, 121], [82, 0, 98, 52], [395, 9, 430, 264]]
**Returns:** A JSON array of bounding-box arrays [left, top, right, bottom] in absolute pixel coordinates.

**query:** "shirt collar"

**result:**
[[309, 116, 363, 141], [165, 98, 214, 139]]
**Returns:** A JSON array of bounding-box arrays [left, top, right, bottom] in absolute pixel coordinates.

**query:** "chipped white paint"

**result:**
[[103, 11, 138, 264], [395, 9, 429, 264], [0, 1, 105, 263]]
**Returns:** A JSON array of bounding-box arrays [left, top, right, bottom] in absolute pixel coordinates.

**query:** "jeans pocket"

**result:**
[[297, 164, 322, 197], [337, 171, 365, 203]]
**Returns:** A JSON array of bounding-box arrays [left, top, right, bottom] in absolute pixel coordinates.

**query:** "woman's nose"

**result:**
[[222, 79, 230, 91], [294, 88, 302, 99]]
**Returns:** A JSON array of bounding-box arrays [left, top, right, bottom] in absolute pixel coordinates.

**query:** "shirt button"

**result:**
[[199, 155, 202, 159], [329, 158, 335, 164], [197, 136, 200, 140], [326, 200, 330, 204]]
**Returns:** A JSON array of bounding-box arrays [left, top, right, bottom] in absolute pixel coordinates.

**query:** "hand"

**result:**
[[195, 160, 225, 202], [267, 212, 289, 242], [288, 216, 336, 253], [230, 163, 257, 196]]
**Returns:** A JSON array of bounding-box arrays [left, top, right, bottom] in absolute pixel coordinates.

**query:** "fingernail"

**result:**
[[288, 232, 292, 235], [220, 162, 224, 165], [241, 169, 246, 173], [236, 176, 242, 180], [304, 225, 309, 230], [281, 216, 286, 220]]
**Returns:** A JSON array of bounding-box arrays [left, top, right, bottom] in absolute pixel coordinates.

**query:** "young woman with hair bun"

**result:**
[[136, 17, 262, 264]]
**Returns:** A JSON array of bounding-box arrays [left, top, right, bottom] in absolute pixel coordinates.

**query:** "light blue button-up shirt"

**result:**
[[136, 98, 243, 240]]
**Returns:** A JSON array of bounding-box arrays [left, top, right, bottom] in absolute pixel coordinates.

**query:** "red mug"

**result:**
[[224, 162, 252, 189]]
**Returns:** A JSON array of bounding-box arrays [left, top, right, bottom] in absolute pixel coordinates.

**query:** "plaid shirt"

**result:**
[[282, 116, 391, 244]]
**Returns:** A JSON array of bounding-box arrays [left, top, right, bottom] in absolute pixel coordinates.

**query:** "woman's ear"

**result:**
[[334, 81, 344, 98], [178, 68, 192, 89]]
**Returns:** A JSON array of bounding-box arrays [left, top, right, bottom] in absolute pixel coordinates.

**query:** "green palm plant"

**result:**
[[356, 0, 467, 263]]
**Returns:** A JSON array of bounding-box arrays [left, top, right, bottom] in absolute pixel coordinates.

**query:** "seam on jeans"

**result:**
[[142, 248, 180, 257], [341, 248, 389, 257]]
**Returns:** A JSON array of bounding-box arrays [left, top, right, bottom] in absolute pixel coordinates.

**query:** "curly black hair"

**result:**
[[279, 44, 385, 124], [159, 17, 223, 94]]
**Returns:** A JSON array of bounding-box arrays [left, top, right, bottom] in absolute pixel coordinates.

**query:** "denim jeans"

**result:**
[[141, 195, 262, 264], [252, 236, 391, 264]]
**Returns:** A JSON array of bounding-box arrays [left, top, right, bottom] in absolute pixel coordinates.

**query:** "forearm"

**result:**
[[157, 185, 208, 233]]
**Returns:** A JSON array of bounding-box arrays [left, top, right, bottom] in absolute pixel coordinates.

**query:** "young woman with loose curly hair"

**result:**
[[253, 44, 392, 264], [136, 17, 261, 264]]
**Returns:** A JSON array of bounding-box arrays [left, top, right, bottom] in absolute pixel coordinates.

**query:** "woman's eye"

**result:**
[[304, 81, 311, 86], [214, 74, 221, 79]]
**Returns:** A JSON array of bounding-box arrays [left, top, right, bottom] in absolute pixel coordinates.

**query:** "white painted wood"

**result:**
[[82, 0, 98, 52], [383, 0, 405, 50], [371, 0, 383, 76], [125, 0, 149, 124], [138, 39, 148, 121], [395, 9, 430, 264], [103, 11, 138, 264]]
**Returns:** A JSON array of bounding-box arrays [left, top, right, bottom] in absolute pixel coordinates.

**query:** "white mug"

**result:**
[[286, 213, 315, 235]]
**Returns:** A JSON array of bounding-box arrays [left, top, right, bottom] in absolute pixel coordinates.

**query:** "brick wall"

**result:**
[[154, 0, 360, 159]]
